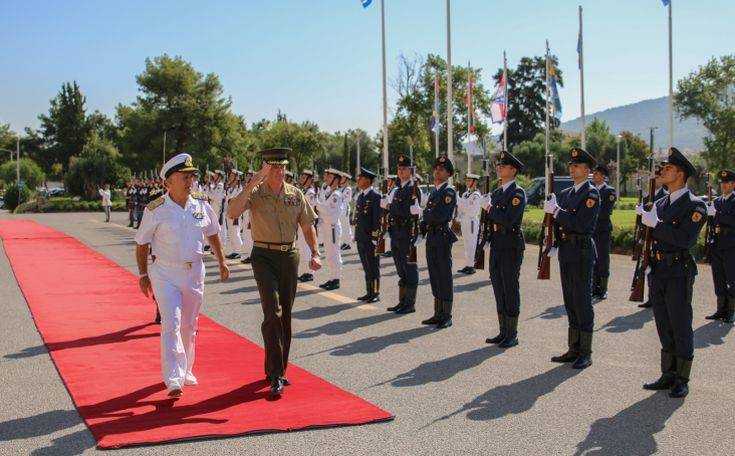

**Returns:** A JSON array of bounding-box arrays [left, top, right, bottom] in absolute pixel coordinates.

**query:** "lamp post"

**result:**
[[616, 134, 622, 199]]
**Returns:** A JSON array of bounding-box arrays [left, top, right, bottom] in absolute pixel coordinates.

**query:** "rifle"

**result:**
[[631, 172, 644, 260], [375, 172, 389, 254], [537, 153, 554, 280], [408, 168, 420, 264], [629, 154, 656, 302], [703, 172, 714, 263], [474, 158, 491, 270]]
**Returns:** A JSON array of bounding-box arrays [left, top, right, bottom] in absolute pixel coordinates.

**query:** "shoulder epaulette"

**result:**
[[148, 197, 165, 210], [192, 192, 210, 202]]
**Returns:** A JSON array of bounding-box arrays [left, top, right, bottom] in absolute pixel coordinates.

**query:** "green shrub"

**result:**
[[0, 158, 45, 190], [3, 185, 32, 211]]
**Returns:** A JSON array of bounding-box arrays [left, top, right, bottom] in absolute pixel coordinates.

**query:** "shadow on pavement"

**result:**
[[574, 392, 683, 456], [694, 320, 733, 349], [597, 308, 653, 334], [526, 304, 566, 321], [292, 303, 356, 320], [295, 312, 399, 339], [301, 325, 434, 358]]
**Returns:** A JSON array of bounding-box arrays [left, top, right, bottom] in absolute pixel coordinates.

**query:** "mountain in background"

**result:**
[[561, 96, 708, 153]]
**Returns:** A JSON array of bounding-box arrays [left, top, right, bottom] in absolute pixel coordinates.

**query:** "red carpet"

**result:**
[[0, 220, 393, 449]]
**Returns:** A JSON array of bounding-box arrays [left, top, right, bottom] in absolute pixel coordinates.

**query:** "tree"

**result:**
[[37, 81, 90, 172], [252, 118, 327, 175], [675, 55, 735, 171], [0, 157, 45, 190], [64, 135, 131, 199], [492, 56, 563, 150], [0, 124, 16, 165]]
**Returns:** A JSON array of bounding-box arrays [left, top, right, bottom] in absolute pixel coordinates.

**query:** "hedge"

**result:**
[[14, 198, 127, 214]]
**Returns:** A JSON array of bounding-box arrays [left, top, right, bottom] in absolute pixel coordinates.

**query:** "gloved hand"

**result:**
[[635, 204, 644, 216], [481, 195, 492, 211], [410, 202, 423, 216], [543, 194, 558, 215], [642, 205, 660, 228], [380, 198, 390, 209], [414, 234, 424, 246], [707, 202, 717, 217], [548, 247, 558, 257]]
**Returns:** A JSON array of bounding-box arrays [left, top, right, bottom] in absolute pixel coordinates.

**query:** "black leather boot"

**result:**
[[551, 328, 579, 363], [597, 277, 608, 300], [486, 314, 505, 344], [706, 296, 726, 320], [396, 286, 416, 314], [499, 316, 519, 348], [387, 286, 405, 312], [723, 297, 735, 324], [572, 331, 593, 369], [669, 357, 692, 398], [643, 351, 676, 390], [436, 300, 453, 328], [422, 298, 442, 324]]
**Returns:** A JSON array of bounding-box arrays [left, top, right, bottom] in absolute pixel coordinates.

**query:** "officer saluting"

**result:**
[[135, 153, 230, 397], [418, 154, 458, 329], [456, 173, 483, 274], [544, 148, 600, 370], [354, 168, 382, 303], [227, 148, 320, 396], [638, 148, 707, 398], [705, 169, 735, 323], [482, 151, 526, 347], [591, 164, 617, 301]]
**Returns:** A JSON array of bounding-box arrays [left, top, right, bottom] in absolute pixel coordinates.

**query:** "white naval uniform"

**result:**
[[134, 193, 219, 390], [298, 186, 318, 274], [240, 209, 253, 258], [210, 182, 226, 243], [316, 187, 344, 281], [225, 184, 243, 255], [339, 185, 354, 245], [456, 188, 483, 268]]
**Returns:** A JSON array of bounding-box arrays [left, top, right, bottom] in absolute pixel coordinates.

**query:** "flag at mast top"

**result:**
[[661, 0, 670, 6], [361, 0, 373, 8]]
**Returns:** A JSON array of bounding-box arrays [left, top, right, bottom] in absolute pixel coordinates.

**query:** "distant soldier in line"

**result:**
[[482, 151, 526, 347], [135, 179, 149, 228], [285, 170, 295, 185], [241, 169, 255, 264], [456, 173, 483, 274], [297, 169, 318, 282], [591, 164, 617, 301], [225, 170, 244, 259], [125, 179, 138, 227], [354, 168, 382, 303], [385, 156, 421, 314], [638, 148, 706, 398], [380, 174, 397, 258], [639, 165, 670, 309], [544, 148, 600, 370], [339, 172, 354, 251], [316, 169, 344, 290], [705, 169, 735, 323], [418, 155, 457, 329], [210, 170, 227, 245]]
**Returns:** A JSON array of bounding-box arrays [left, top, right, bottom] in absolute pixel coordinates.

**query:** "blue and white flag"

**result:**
[[361, 0, 373, 8], [661, 0, 670, 6], [549, 64, 562, 120]]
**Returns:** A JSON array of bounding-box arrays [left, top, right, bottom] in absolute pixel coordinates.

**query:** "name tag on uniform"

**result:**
[[193, 211, 204, 220]]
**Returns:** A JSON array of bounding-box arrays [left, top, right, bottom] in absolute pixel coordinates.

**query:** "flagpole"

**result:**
[[434, 73, 440, 158], [667, 0, 674, 147], [356, 134, 361, 177], [503, 50, 508, 152], [380, 0, 389, 176], [467, 61, 472, 174], [545, 40, 550, 161], [579, 5, 586, 149], [446, 0, 453, 168]]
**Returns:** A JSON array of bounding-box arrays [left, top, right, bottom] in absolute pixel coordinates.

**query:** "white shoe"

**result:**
[[167, 383, 183, 397], [184, 373, 198, 386]]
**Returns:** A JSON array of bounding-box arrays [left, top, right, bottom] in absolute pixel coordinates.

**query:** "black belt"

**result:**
[[651, 250, 690, 265], [425, 224, 450, 234], [559, 233, 591, 247], [389, 216, 412, 228], [492, 224, 520, 235]]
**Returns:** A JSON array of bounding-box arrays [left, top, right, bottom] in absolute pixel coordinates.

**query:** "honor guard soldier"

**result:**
[[544, 148, 600, 370], [125, 179, 137, 227], [354, 168, 382, 303], [591, 164, 617, 301], [482, 151, 526, 347], [135, 179, 148, 228], [380, 174, 397, 257], [135, 153, 229, 397], [637, 148, 707, 398], [297, 169, 318, 282], [386, 156, 422, 314], [227, 148, 320, 396], [639, 165, 670, 308], [210, 170, 227, 243], [339, 172, 354, 250], [225, 170, 244, 259], [316, 169, 345, 290], [417, 155, 457, 328], [456, 173, 483, 274], [705, 169, 735, 323]]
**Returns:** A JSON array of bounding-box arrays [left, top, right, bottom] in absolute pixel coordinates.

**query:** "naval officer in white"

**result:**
[[135, 153, 230, 397]]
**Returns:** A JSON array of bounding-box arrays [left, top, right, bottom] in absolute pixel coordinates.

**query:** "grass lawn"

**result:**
[[525, 208, 637, 227]]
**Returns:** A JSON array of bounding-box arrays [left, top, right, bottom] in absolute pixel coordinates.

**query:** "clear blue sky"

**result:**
[[1, 0, 733, 137]]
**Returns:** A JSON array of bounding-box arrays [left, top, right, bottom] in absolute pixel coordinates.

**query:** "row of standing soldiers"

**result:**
[[125, 178, 165, 228]]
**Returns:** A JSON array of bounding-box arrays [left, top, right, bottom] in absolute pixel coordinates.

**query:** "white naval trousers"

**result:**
[[297, 224, 312, 274], [240, 211, 253, 258], [460, 216, 480, 268], [339, 211, 353, 245], [149, 259, 205, 389], [320, 220, 342, 280], [225, 217, 243, 255]]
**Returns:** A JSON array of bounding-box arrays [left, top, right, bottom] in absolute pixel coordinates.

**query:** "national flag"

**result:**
[[360, 0, 373, 8], [577, 31, 582, 70], [430, 75, 441, 134], [548, 64, 562, 120], [489, 73, 507, 124], [661, 0, 670, 6]]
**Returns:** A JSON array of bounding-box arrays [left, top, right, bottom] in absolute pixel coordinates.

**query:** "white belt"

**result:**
[[154, 258, 200, 270]]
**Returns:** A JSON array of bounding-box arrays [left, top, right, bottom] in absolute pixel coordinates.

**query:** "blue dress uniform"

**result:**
[[592, 166, 616, 300], [642, 148, 707, 398], [420, 155, 458, 329], [549, 148, 600, 369], [706, 169, 735, 323], [388, 155, 421, 314], [639, 172, 669, 309], [485, 151, 526, 347], [354, 168, 383, 303]]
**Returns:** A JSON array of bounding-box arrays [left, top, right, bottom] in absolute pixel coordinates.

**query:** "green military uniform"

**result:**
[[246, 148, 317, 391]]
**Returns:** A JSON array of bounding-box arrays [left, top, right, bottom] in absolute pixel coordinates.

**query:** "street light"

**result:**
[[616, 134, 622, 199]]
